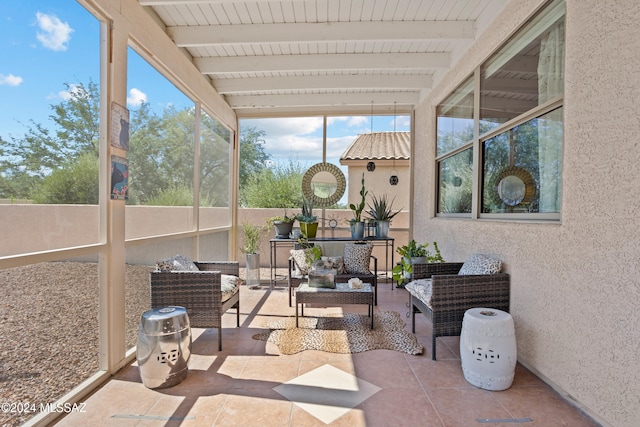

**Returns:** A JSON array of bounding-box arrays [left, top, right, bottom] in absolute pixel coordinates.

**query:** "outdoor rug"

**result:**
[[252, 311, 423, 355]]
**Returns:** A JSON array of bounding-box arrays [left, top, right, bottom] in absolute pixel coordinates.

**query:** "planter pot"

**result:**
[[350, 221, 365, 239], [300, 222, 318, 239], [245, 253, 260, 289], [411, 256, 427, 264], [273, 221, 294, 239], [376, 221, 390, 238]]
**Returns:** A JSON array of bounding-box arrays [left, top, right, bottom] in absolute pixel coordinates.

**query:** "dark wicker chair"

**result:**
[[409, 262, 510, 360], [150, 261, 240, 351], [288, 255, 378, 307]]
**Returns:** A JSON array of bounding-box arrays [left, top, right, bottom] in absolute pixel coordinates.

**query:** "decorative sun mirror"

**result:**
[[493, 166, 535, 207], [302, 162, 347, 207]]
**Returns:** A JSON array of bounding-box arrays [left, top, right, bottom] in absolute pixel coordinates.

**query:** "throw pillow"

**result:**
[[320, 256, 346, 274], [458, 253, 502, 275], [343, 242, 373, 275], [290, 249, 312, 275], [221, 274, 242, 302], [156, 255, 199, 272]]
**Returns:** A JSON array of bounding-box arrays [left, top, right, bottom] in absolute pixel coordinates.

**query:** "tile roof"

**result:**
[[340, 132, 410, 161]]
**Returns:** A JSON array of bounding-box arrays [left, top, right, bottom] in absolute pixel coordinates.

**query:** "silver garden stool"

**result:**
[[137, 306, 191, 389]]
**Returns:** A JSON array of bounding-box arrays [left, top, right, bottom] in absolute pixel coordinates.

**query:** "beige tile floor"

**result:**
[[56, 278, 600, 427]]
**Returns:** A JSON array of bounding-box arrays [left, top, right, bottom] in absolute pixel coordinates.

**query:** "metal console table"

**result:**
[[269, 236, 394, 288]]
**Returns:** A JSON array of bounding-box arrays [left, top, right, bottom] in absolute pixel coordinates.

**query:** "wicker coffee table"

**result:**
[[295, 282, 374, 328]]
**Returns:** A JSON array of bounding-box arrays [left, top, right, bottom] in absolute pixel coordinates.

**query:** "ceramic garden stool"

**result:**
[[460, 307, 516, 391]]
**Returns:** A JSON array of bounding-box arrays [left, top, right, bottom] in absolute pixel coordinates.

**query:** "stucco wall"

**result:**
[[413, 1, 640, 426]]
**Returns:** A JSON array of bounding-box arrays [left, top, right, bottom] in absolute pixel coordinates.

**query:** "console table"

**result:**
[[269, 236, 394, 288], [295, 282, 374, 328]]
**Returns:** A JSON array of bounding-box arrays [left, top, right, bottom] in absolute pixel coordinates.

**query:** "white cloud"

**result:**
[[35, 12, 73, 51], [57, 84, 88, 101], [127, 88, 148, 106], [0, 73, 23, 86]]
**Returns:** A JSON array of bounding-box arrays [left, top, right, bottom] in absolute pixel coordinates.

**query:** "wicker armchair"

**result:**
[[409, 262, 510, 360], [150, 261, 240, 351]]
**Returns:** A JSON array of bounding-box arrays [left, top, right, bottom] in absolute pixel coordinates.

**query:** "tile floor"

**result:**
[[56, 279, 600, 427]]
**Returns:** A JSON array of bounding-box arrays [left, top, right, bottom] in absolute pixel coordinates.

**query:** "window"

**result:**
[[482, 107, 563, 214], [436, 0, 565, 220]]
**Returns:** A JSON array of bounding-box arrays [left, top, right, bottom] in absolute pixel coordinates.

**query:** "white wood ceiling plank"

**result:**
[[315, 0, 328, 22], [226, 91, 420, 108], [195, 52, 450, 73], [423, 0, 443, 20], [256, 1, 275, 24], [244, 1, 263, 23], [457, 0, 484, 20], [280, 1, 296, 22], [160, 5, 185, 25], [292, 0, 306, 21], [369, 0, 387, 21], [303, 0, 316, 22], [226, 2, 247, 23], [269, 1, 285, 23], [381, 0, 401, 21], [437, 0, 458, 20], [168, 21, 476, 46], [213, 74, 433, 93], [443, 0, 464, 20], [397, 0, 421, 21]]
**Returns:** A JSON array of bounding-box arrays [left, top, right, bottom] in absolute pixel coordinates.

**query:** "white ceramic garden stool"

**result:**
[[460, 307, 516, 391]]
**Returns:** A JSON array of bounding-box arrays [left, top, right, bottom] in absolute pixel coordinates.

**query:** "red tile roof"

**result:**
[[340, 132, 410, 160]]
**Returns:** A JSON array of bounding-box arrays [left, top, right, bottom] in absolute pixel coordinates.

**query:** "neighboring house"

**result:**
[[339, 131, 410, 211]]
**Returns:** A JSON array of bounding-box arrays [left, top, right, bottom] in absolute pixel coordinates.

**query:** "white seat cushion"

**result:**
[[221, 274, 242, 302], [405, 278, 433, 309]]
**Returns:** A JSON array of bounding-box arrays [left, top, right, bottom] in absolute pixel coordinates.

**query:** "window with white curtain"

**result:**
[[436, 0, 565, 219]]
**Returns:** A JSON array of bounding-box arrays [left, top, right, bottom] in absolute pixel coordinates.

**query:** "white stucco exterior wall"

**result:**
[[413, 1, 640, 426]]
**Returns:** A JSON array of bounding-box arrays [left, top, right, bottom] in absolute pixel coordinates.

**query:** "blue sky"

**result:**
[[0, 1, 409, 169]]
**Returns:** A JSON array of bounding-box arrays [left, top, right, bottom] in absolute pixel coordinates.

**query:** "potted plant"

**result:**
[[367, 193, 402, 238], [266, 210, 296, 239], [240, 222, 264, 289], [296, 197, 318, 239], [349, 173, 368, 239], [392, 240, 444, 287]]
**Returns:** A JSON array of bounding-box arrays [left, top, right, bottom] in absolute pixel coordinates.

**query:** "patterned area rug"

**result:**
[[252, 311, 423, 355]]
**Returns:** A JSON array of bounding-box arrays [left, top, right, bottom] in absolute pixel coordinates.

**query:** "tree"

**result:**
[[30, 153, 99, 204], [0, 78, 271, 206], [239, 127, 270, 190], [0, 80, 100, 200], [241, 160, 305, 208]]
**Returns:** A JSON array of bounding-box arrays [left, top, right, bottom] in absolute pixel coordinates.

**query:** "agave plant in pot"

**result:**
[[367, 193, 402, 238], [296, 197, 318, 239]]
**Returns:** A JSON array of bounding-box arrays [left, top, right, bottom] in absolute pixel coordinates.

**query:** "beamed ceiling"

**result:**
[[138, 0, 509, 116]]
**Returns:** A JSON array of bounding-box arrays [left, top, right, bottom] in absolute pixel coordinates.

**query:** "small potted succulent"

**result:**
[[266, 210, 296, 239]]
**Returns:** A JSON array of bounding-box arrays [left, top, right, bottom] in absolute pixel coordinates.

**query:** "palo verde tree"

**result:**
[[0, 80, 100, 202]]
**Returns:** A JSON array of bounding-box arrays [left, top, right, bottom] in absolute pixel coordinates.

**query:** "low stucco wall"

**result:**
[[412, 1, 640, 426], [0, 205, 409, 271]]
